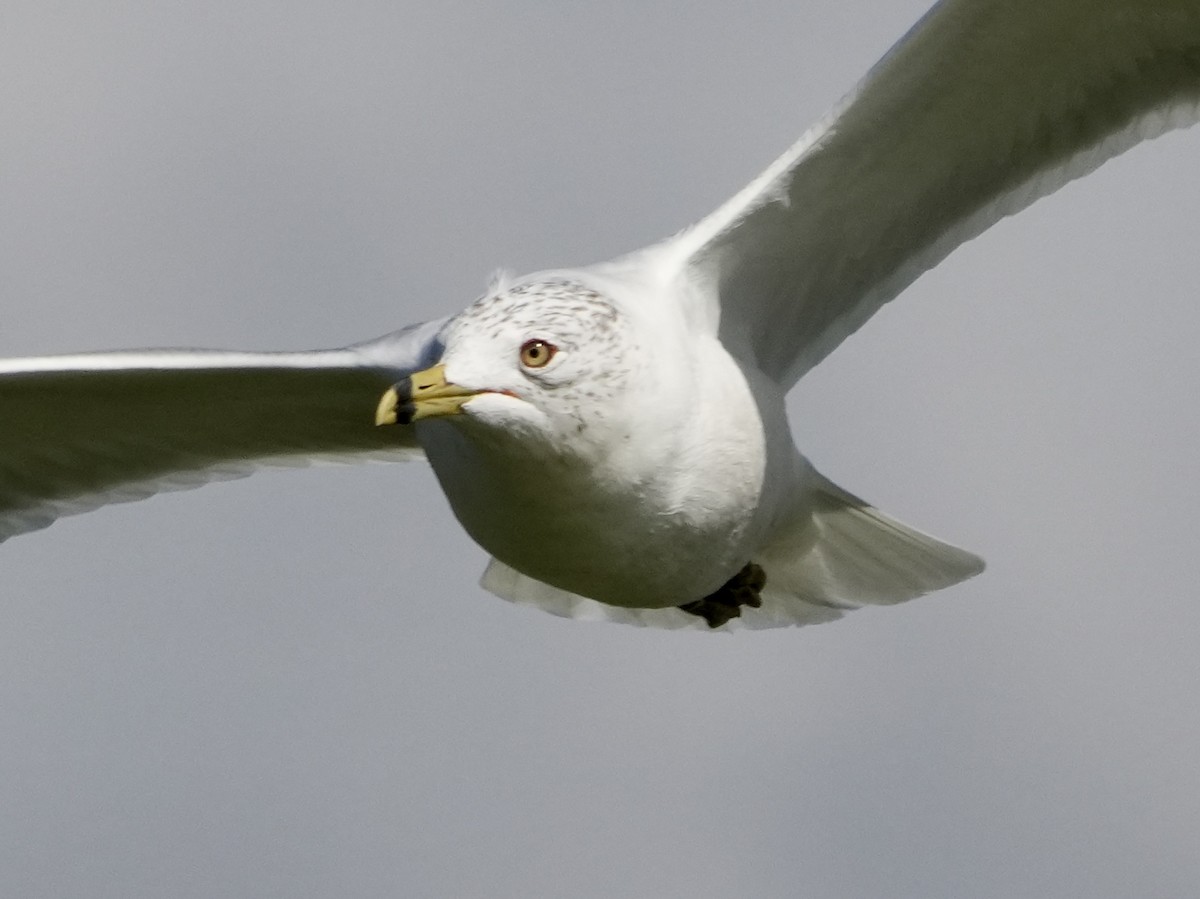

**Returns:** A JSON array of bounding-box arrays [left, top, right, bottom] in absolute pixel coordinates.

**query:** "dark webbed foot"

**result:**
[[677, 562, 766, 628]]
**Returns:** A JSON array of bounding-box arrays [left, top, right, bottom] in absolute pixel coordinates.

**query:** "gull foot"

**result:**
[[677, 562, 766, 628]]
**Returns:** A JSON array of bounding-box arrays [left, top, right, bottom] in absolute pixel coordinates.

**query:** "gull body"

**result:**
[[2, 0, 1200, 628], [418, 264, 789, 611]]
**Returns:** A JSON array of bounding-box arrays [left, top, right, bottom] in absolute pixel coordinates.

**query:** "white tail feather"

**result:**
[[479, 473, 983, 631], [752, 474, 985, 625]]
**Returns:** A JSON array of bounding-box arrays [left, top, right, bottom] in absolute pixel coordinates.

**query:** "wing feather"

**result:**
[[0, 319, 446, 542], [673, 0, 1200, 384]]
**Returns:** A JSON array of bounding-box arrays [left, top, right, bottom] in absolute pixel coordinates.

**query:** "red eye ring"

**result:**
[[519, 339, 557, 369]]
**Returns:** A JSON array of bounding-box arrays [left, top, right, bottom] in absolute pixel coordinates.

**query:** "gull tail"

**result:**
[[744, 473, 985, 628], [479, 472, 982, 632]]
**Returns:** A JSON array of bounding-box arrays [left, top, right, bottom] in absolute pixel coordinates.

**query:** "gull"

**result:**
[[2, 0, 1199, 630]]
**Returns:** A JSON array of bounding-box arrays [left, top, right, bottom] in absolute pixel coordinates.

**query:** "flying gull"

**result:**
[[3, 0, 1198, 629]]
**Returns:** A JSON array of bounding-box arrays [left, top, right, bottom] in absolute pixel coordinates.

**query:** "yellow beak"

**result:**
[[374, 363, 482, 426]]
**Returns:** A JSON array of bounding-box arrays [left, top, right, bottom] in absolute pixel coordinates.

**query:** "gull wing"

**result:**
[[671, 0, 1200, 385], [0, 318, 446, 542]]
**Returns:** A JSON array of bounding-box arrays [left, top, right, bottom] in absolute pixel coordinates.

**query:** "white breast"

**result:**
[[420, 337, 788, 609]]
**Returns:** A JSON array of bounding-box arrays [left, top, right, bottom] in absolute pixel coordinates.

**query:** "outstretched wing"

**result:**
[[672, 0, 1200, 385], [0, 319, 446, 542]]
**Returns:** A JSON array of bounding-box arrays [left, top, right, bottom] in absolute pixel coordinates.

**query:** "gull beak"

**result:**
[[375, 363, 482, 426]]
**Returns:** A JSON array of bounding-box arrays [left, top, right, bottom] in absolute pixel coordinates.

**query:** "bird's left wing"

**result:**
[[0, 318, 446, 542], [669, 0, 1200, 386]]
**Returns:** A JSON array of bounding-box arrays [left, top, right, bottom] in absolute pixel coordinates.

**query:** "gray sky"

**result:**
[[3, 1, 1199, 896]]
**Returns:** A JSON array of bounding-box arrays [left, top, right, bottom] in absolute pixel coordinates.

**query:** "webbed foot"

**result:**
[[677, 562, 766, 628]]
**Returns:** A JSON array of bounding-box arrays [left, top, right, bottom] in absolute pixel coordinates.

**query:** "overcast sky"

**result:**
[[2, 2, 1199, 897]]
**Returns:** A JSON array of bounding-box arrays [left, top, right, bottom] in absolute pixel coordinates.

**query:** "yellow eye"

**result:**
[[519, 339, 557, 369]]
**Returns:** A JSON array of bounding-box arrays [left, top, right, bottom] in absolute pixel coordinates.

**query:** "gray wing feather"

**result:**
[[0, 318, 446, 542], [675, 0, 1200, 384]]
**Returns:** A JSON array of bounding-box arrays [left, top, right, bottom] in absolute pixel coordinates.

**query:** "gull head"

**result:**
[[377, 277, 644, 461]]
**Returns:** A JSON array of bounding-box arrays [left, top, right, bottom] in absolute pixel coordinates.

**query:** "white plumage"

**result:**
[[2, 0, 1198, 629]]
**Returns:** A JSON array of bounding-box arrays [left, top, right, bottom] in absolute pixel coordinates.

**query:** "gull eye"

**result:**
[[519, 338, 557, 369]]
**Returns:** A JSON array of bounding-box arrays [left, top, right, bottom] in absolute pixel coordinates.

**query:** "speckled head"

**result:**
[[402, 277, 642, 456]]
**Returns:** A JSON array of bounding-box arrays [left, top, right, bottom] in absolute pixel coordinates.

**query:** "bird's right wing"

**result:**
[[0, 318, 446, 542], [669, 0, 1200, 386]]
